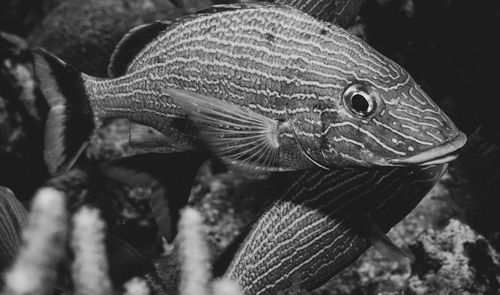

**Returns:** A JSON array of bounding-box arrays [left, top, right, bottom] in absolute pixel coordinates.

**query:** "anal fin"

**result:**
[[129, 121, 198, 153], [129, 123, 172, 149], [99, 152, 207, 242]]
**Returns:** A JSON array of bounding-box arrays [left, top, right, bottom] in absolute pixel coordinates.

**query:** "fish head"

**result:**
[[296, 31, 466, 168]]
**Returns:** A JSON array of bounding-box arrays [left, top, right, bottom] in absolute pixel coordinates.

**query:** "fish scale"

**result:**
[[33, 3, 465, 174], [86, 6, 404, 115], [221, 164, 447, 295]]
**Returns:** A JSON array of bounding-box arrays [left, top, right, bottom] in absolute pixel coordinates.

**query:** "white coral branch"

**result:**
[[124, 277, 150, 295], [71, 206, 112, 295], [212, 279, 242, 295], [178, 207, 211, 295]]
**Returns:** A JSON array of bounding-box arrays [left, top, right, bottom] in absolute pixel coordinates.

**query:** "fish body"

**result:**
[[34, 3, 465, 174], [219, 164, 447, 294], [0, 186, 27, 273]]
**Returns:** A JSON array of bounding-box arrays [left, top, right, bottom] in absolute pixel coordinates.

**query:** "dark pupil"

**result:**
[[351, 94, 369, 114]]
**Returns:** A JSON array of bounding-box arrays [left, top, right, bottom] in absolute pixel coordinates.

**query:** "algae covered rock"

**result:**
[[408, 219, 500, 295], [29, 0, 181, 77], [0, 32, 48, 200]]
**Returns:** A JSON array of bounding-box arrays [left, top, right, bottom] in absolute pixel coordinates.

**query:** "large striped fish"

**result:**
[[216, 164, 447, 294], [33, 3, 465, 175]]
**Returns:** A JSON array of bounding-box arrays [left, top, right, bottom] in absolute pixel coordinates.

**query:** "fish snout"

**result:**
[[388, 131, 467, 166], [380, 83, 467, 165]]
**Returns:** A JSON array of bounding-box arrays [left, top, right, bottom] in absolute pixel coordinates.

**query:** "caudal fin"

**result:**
[[32, 48, 96, 175]]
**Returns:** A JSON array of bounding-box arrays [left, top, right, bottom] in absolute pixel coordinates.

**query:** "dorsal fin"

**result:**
[[107, 21, 172, 78]]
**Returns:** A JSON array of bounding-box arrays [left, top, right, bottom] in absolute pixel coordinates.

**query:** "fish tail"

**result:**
[[32, 48, 97, 175]]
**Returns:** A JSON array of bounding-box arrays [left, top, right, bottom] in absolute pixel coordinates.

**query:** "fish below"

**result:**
[[33, 3, 465, 175], [215, 164, 448, 295]]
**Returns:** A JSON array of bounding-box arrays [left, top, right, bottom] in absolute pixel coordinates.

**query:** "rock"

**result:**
[[0, 0, 46, 36], [407, 219, 500, 295], [0, 31, 48, 201], [29, 0, 181, 77]]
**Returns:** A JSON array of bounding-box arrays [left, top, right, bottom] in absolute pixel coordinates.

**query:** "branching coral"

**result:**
[[178, 207, 242, 295], [71, 207, 112, 295], [178, 207, 212, 295]]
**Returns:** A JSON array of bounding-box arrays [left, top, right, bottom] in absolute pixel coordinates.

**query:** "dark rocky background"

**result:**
[[1, 0, 500, 294]]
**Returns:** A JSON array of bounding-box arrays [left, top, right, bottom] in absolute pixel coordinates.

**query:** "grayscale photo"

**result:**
[[0, 0, 499, 294]]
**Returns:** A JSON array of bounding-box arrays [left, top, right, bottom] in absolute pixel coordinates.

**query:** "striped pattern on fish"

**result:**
[[222, 164, 447, 294], [33, 3, 465, 174]]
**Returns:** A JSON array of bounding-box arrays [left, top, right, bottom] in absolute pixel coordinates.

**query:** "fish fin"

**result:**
[[166, 88, 284, 173], [369, 223, 415, 262], [32, 48, 97, 175], [99, 152, 206, 242], [198, 2, 280, 14], [129, 122, 173, 149], [129, 121, 199, 152], [107, 21, 171, 78], [99, 157, 158, 187], [150, 185, 172, 240], [106, 234, 152, 286]]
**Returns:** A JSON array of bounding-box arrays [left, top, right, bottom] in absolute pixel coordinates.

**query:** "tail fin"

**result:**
[[32, 48, 96, 175]]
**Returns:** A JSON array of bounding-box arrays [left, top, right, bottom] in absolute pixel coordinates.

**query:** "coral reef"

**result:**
[[408, 219, 500, 295]]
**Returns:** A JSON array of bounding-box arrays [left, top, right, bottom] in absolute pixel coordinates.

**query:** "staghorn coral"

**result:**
[[212, 279, 242, 295], [124, 277, 151, 295], [71, 207, 112, 295], [178, 208, 212, 295]]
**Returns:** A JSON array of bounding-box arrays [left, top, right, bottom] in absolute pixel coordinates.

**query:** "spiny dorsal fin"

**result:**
[[194, 2, 280, 14], [165, 88, 282, 173], [107, 21, 171, 78], [107, 3, 293, 78]]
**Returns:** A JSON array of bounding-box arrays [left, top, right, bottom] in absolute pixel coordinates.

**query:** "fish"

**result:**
[[215, 164, 448, 295], [33, 3, 465, 176], [0, 186, 28, 274]]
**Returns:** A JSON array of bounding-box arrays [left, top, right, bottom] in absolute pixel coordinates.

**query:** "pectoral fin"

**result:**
[[166, 88, 282, 173], [369, 223, 415, 262]]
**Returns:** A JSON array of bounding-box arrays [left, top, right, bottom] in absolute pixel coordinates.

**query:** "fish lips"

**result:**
[[388, 131, 467, 166]]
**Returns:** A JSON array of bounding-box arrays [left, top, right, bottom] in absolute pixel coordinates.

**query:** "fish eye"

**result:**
[[343, 84, 378, 117]]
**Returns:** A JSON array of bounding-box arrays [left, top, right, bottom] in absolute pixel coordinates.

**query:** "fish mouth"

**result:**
[[388, 132, 467, 166]]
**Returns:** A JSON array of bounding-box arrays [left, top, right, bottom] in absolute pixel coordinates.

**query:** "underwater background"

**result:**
[[1, 0, 500, 294]]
